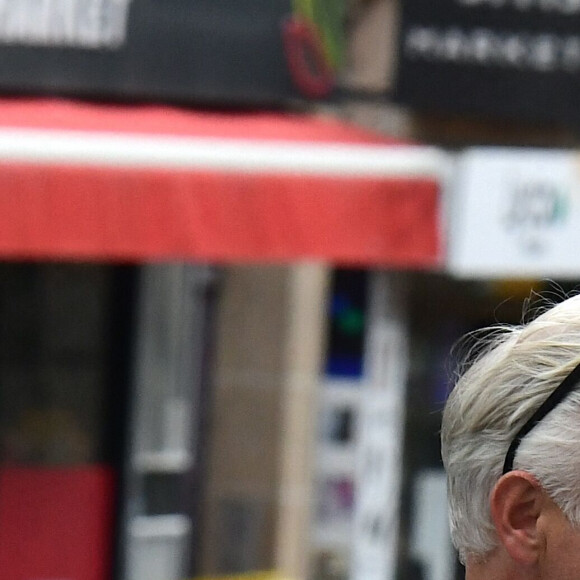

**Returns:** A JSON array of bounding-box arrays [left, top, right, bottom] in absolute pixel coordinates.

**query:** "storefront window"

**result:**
[[0, 263, 120, 466], [0, 262, 136, 580]]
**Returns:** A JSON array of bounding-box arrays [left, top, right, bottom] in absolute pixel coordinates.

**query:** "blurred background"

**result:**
[[0, 2, 578, 580]]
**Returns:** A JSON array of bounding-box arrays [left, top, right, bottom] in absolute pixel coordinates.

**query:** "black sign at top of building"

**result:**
[[395, 0, 580, 124], [0, 0, 345, 106]]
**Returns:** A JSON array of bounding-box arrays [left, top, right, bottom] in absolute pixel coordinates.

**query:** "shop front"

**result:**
[[0, 96, 448, 580]]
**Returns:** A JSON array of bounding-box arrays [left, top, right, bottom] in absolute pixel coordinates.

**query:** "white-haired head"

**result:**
[[441, 294, 580, 564]]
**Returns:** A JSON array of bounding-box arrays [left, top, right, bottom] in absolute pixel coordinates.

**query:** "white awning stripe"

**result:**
[[0, 129, 449, 179]]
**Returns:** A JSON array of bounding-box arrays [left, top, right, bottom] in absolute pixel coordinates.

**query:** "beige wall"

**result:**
[[200, 264, 329, 579]]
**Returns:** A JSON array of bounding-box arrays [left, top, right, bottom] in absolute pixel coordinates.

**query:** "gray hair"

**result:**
[[441, 294, 580, 563]]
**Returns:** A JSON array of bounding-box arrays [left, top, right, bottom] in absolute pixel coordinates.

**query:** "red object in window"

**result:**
[[0, 466, 115, 580], [282, 16, 335, 98]]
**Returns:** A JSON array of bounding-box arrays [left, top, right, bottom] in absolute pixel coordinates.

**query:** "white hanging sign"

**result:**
[[448, 148, 580, 278]]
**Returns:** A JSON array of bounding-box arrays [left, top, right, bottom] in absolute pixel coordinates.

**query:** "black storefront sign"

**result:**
[[0, 0, 345, 106], [395, 0, 580, 124]]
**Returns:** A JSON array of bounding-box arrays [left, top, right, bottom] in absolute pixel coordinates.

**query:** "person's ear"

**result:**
[[490, 471, 545, 565]]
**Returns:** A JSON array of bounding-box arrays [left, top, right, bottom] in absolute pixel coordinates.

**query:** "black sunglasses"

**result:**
[[502, 361, 580, 474]]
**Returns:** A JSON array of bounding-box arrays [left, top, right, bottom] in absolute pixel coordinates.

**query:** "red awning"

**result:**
[[0, 98, 447, 267]]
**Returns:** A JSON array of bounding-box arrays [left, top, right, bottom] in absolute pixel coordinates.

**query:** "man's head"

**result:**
[[441, 295, 580, 577]]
